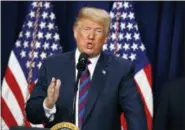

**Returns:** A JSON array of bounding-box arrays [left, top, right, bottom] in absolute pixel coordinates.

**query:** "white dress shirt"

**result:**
[[43, 49, 100, 126]]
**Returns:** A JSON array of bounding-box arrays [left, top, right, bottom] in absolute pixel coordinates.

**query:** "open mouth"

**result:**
[[87, 42, 93, 49]]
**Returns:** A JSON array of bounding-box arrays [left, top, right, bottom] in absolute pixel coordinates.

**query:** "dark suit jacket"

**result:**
[[25, 51, 147, 130], [154, 77, 185, 130]]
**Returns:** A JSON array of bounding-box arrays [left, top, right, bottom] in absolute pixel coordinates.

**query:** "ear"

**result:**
[[73, 27, 78, 39], [103, 36, 108, 44]]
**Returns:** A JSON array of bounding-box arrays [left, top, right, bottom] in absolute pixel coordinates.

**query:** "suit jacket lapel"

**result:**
[[83, 52, 109, 126]]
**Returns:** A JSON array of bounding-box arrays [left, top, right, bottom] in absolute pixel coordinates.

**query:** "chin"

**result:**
[[84, 52, 94, 58], [83, 49, 93, 54], [82, 49, 98, 57]]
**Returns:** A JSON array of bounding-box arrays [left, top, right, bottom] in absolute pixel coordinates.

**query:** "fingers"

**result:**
[[47, 77, 61, 103], [54, 79, 61, 100], [47, 77, 56, 101], [51, 77, 56, 87], [48, 77, 56, 96], [55, 79, 61, 92], [55, 79, 61, 94], [45, 77, 61, 108]]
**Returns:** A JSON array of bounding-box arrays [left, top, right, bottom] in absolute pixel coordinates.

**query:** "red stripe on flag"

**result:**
[[1, 97, 18, 127], [143, 103, 152, 130], [25, 120, 32, 127], [120, 113, 127, 130], [5, 67, 31, 127], [5, 67, 25, 112], [28, 82, 35, 93], [135, 79, 152, 130], [144, 64, 152, 87], [143, 65, 153, 130]]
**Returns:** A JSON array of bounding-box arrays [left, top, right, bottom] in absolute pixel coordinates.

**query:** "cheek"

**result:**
[[96, 38, 106, 46], [94, 42, 104, 51], [79, 32, 87, 40]]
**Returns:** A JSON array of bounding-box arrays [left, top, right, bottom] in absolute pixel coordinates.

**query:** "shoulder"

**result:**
[[43, 51, 74, 64], [106, 52, 134, 71], [104, 52, 135, 77]]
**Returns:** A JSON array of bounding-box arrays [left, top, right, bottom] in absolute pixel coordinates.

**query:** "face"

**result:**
[[74, 18, 108, 58]]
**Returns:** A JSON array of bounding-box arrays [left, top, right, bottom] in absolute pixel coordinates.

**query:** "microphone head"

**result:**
[[77, 53, 88, 72]]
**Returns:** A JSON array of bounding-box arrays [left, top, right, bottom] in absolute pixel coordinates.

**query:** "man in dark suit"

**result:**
[[25, 7, 147, 130], [154, 77, 185, 130]]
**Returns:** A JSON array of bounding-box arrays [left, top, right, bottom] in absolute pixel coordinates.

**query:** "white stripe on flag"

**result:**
[[9, 52, 29, 101], [134, 69, 153, 116], [2, 80, 24, 125], [1, 117, 9, 130]]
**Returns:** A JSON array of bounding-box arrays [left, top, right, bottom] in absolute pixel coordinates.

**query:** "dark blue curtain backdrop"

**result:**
[[2, 1, 185, 112]]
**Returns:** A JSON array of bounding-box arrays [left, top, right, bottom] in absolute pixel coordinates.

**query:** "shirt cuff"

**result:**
[[43, 99, 56, 119]]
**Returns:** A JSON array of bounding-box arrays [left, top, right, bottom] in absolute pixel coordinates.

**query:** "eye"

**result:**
[[97, 30, 102, 33], [83, 27, 90, 31], [95, 29, 103, 34]]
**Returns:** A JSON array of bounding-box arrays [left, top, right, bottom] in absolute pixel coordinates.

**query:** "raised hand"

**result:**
[[45, 77, 61, 109]]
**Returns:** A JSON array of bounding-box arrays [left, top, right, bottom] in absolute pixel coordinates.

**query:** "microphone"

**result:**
[[72, 52, 88, 125], [77, 53, 88, 72]]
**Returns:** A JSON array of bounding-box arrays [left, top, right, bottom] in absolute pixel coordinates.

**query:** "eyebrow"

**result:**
[[82, 26, 103, 30]]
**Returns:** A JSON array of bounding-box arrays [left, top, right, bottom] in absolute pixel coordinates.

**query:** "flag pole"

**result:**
[[114, 3, 121, 56], [25, 1, 42, 127]]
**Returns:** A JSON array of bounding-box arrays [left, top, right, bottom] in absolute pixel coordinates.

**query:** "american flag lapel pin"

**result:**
[[102, 70, 106, 75]]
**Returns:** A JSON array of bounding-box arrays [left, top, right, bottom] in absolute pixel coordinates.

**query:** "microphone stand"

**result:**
[[72, 70, 82, 125]]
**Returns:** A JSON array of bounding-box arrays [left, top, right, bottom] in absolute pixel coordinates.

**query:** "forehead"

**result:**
[[79, 18, 104, 28]]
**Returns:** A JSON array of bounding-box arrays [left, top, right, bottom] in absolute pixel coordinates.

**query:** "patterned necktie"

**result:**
[[78, 61, 91, 129]]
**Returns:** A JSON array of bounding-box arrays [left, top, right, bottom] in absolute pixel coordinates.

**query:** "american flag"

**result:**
[[103, 2, 153, 130], [1, 2, 62, 130]]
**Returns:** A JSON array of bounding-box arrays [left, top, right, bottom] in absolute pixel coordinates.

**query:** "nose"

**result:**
[[88, 30, 95, 40]]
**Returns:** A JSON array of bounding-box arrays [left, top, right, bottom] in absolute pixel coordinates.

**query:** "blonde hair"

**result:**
[[73, 7, 111, 36]]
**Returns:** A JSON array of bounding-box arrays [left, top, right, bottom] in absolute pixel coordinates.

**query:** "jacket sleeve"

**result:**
[[119, 64, 147, 130]]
